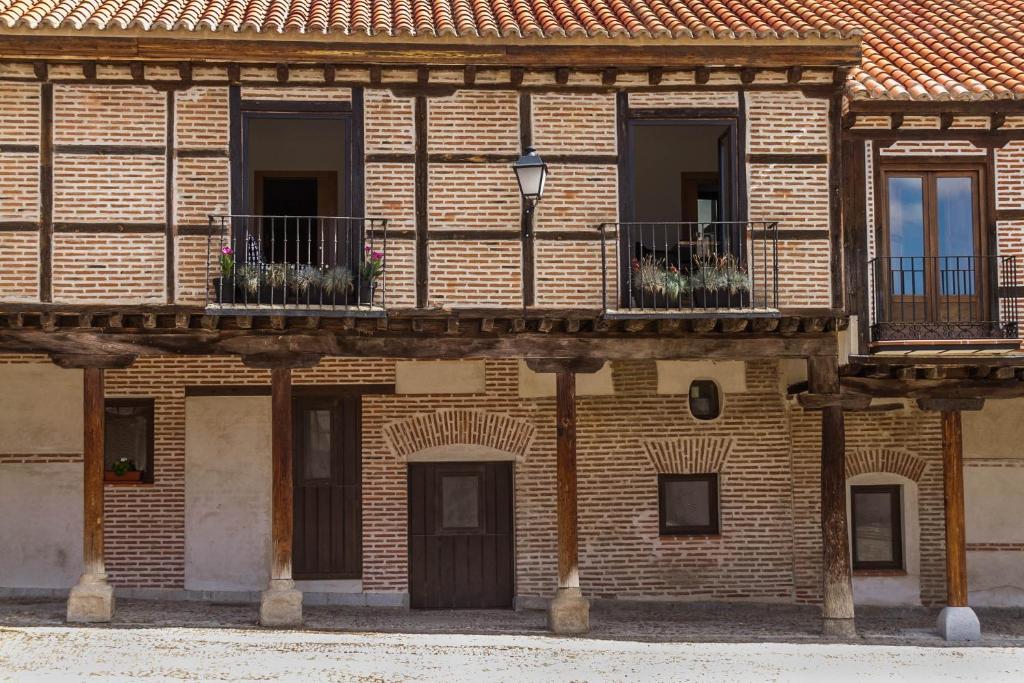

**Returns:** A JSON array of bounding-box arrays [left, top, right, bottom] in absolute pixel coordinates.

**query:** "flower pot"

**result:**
[[105, 470, 142, 483], [213, 276, 237, 304]]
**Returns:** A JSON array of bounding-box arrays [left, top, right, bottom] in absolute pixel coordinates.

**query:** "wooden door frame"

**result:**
[[291, 393, 362, 581], [877, 159, 991, 325]]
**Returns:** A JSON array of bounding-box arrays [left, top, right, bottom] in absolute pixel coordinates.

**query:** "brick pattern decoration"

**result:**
[[383, 409, 536, 460], [746, 92, 830, 154], [427, 163, 519, 231], [0, 151, 38, 221], [846, 448, 927, 482], [53, 154, 165, 222], [642, 437, 734, 474], [0, 453, 81, 464], [627, 91, 739, 109], [0, 233, 38, 300], [54, 85, 165, 145], [428, 240, 522, 306], [531, 93, 616, 155], [533, 165, 618, 233], [0, 81, 40, 143], [364, 90, 415, 154], [52, 234, 166, 302], [534, 239, 608, 308], [427, 90, 519, 154], [175, 87, 229, 149], [240, 86, 351, 102]]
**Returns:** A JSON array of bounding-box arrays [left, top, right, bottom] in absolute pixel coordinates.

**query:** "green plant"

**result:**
[[689, 255, 728, 291], [294, 265, 323, 293], [361, 246, 385, 285], [264, 263, 294, 289], [235, 264, 261, 296], [322, 266, 354, 295], [631, 255, 665, 294], [663, 267, 689, 299], [720, 255, 751, 293], [218, 246, 234, 278], [111, 457, 136, 476]]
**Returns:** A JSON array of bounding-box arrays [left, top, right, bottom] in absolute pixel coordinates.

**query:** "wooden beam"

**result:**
[[165, 90, 175, 303], [525, 357, 605, 374], [39, 83, 53, 303], [270, 367, 294, 583], [941, 411, 968, 608], [917, 398, 986, 412], [414, 95, 428, 308], [809, 355, 855, 636], [841, 376, 1024, 400], [82, 366, 106, 580], [555, 370, 580, 592], [3, 329, 839, 360]]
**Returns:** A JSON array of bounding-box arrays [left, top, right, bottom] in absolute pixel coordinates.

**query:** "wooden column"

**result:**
[[941, 410, 968, 608], [808, 355, 855, 636], [555, 370, 580, 591], [82, 366, 106, 579], [270, 366, 294, 583]]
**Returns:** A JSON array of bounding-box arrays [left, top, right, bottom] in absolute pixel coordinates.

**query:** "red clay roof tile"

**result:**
[[0, 0, 1022, 101]]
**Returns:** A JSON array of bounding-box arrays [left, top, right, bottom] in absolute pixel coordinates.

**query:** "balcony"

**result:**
[[599, 222, 779, 317], [870, 255, 1020, 344], [205, 215, 387, 316]]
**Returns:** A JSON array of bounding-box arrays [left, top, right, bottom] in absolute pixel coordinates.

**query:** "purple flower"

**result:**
[[221, 246, 234, 256], [371, 251, 383, 260]]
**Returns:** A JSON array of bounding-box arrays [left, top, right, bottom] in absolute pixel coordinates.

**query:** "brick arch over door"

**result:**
[[642, 437, 734, 474], [383, 409, 535, 462], [846, 448, 927, 482]]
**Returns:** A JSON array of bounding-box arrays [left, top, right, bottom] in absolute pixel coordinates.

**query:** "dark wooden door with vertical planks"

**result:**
[[408, 462, 514, 609], [292, 395, 361, 580]]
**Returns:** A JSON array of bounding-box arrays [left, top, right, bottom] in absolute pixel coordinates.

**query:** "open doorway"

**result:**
[[621, 119, 745, 308], [241, 114, 352, 267]]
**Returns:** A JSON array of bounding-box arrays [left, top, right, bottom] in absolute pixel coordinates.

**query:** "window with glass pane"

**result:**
[[887, 176, 926, 296], [303, 409, 332, 481], [851, 485, 903, 570], [936, 176, 976, 296], [658, 473, 719, 535], [104, 398, 154, 482], [441, 474, 481, 530]]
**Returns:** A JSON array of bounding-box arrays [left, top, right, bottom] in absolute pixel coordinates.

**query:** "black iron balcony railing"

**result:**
[[600, 221, 779, 315], [870, 255, 1020, 341], [206, 215, 387, 315]]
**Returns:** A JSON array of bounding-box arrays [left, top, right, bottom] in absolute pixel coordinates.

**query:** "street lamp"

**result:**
[[513, 147, 547, 236]]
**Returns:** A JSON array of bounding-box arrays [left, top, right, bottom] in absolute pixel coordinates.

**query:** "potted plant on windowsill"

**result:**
[[689, 255, 751, 308], [321, 265, 354, 306], [353, 246, 384, 305], [213, 245, 237, 304], [105, 458, 142, 483]]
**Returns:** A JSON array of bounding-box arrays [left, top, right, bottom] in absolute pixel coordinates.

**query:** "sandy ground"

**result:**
[[2, 599, 1024, 682]]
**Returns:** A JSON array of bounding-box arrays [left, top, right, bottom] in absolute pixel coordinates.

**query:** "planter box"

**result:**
[[104, 470, 142, 483], [213, 276, 237, 305], [630, 287, 751, 310]]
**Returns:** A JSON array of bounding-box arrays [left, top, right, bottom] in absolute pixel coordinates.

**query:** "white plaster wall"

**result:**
[[184, 396, 272, 592], [396, 361, 486, 394], [963, 398, 1024, 458], [656, 360, 747, 394], [0, 463, 83, 588], [964, 466, 1024, 606], [0, 364, 82, 453], [847, 473, 921, 607]]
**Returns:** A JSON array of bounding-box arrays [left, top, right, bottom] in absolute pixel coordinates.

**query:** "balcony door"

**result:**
[[879, 166, 989, 338]]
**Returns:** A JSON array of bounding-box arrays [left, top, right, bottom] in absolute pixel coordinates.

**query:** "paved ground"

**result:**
[[2, 598, 1024, 681]]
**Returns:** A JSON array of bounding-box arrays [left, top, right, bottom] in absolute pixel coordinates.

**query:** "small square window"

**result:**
[[851, 484, 903, 570], [104, 398, 154, 484], [659, 473, 719, 536]]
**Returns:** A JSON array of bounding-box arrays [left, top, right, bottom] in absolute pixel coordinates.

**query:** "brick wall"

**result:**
[[0, 77, 845, 310]]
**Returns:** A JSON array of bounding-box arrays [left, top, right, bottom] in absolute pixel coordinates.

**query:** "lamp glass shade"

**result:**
[[513, 148, 547, 201]]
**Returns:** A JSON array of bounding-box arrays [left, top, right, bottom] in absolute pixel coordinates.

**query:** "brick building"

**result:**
[[0, 0, 1022, 641]]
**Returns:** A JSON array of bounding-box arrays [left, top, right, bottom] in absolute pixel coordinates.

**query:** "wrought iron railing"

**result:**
[[870, 255, 1019, 341], [599, 221, 779, 314], [205, 215, 387, 314]]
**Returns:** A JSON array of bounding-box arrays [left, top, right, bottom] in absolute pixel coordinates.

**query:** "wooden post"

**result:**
[[555, 370, 579, 591], [259, 365, 303, 626], [547, 368, 589, 633], [941, 410, 968, 607], [270, 366, 294, 583], [808, 355, 855, 636], [82, 366, 106, 579]]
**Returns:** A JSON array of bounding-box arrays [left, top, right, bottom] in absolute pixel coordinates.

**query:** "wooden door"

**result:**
[[292, 396, 361, 580], [407, 462, 514, 609]]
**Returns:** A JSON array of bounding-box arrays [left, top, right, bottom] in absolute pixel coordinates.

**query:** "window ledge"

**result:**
[[853, 569, 907, 577]]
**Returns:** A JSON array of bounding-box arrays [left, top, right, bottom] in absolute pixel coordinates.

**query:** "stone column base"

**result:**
[[822, 617, 856, 638], [67, 574, 114, 623], [547, 587, 590, 635], [259, 579, 303, 628], [937, 606, 981, 642]]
